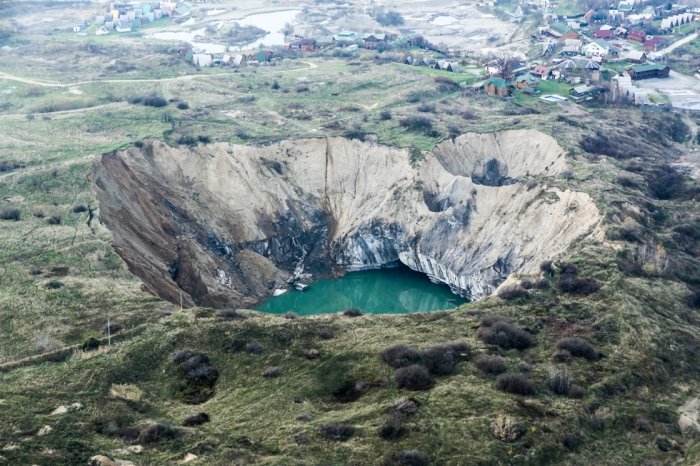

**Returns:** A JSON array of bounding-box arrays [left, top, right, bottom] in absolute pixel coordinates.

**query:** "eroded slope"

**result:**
[[90, 130, 602, 308]]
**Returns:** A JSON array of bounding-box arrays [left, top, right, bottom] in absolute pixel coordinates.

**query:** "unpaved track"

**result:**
[[0, 62, 317, 88]]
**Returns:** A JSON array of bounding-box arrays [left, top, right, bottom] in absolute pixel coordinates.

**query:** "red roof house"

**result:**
[[628, 29, 646, 43], [594, 29, 612, 39]]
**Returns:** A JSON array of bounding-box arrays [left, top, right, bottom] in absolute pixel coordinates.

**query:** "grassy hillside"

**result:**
[[2, 41, 700, 464]]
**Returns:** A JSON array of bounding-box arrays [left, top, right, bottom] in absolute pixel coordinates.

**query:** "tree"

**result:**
[[493, 52, 519, 80], [376, 10, 404, 26]]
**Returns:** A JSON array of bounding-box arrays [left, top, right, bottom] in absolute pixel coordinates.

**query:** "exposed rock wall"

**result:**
[[90, 130, 603, 308]]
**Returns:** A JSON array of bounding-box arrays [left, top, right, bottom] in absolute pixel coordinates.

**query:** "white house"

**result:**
[[584, 39, 610, 57], [193, 54, 213, 67]]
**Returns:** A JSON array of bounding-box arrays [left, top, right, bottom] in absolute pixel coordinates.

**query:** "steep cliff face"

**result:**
[[90, 130, 603, 308]]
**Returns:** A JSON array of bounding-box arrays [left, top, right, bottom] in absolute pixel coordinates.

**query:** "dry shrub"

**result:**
[[379, 343, 421, 368], [422, 344, 456, 375], [378, 417, 405, 440], [283, 311, 298, 320], [263, 366, 281, 378], [399, 450, 429, 466], [556, 337, 599, 361], [295, 413, 312, 422], [0, 207, 20, 221], [216, 310, 246, 319], [137, 423, 178, 443], [540, 260, 554, 276], [320, 423, 354, 441], [379, 109, 392, 120], [110, 383, 144, 401], [72, 204, 88, 213], [47, 215, 61, 225], [171, 350, 218, 404], [490, 414, 522, 442], [473, 354, 507, 375], [476, 317, 534, 350], [342, 307, 363, 317], [317, 327, 333, 339], [497, 285, 529, 300], [384, 397, 421, 420], [394, 365, 433, 391], [495, 374, 536, 395], [521, 278, 549, 290], [446, 340, 471, 359], [31, 96, 96, 113], [559, 263, 578, 275], [35, 333, 65, 353], [558, 275, 600, 295], [183, 412, 210, 426], [546, 367, 571, 395]]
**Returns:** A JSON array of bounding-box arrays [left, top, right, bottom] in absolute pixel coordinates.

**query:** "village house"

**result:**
[[643, 36, 667, 51], [549, 22, 581, 40], [562, 39, 582, 55], [627, 29, 646, 43], [626, 50, 647, 63], [481, 77, 514, 96], [594, 29, 613, 39], [626, 63, 670, 79], [193, 53, 212, 67], [584, 39, 613, 57], [530, 65, 552, 78], [515, 73, 540, 90]]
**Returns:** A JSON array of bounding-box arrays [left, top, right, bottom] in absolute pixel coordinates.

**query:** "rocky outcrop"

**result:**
[[90, 130, 602, 308]]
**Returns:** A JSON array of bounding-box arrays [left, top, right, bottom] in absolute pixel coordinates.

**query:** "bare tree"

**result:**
[[493, 52, 519, 80]]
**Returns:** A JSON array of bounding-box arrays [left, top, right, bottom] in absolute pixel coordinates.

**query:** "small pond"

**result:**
[[254, 266, 467, 316], [431, 16, 457, 25], [231, 9, 300, 50]]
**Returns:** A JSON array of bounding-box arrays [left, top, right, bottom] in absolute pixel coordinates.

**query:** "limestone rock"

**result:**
[[90, 131, 602, 308], [37, 425, 52, 436], [679, 397, 700, 433], [50, 405, 68, 415], [89, 455, 117, 466]]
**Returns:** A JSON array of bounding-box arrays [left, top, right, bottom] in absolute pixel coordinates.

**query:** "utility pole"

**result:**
[[107, 317, 111, 346]]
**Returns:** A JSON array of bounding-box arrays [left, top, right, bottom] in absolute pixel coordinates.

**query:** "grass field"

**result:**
[[2, 25, 700, 465]]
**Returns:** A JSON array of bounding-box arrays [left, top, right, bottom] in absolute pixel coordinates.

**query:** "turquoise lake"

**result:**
[[254, 266, 468, 315]]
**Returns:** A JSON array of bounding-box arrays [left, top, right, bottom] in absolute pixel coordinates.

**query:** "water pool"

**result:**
[[254, 266, 467, 315]]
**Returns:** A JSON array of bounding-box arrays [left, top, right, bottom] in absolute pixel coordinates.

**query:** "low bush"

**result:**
[[417, 101, 436, 113], [378, 417, 405, 440], [45, 280, 63, 289], [343, 307, 363, 317], [635, 417, 652, 432], [72, 204, 88, 213], [46, 215, 61, 225], [283, 311, 298, 320], [333, 381, 365, 403], [540, 260, 554, 276], [399, 114, 433, 133], [143, 95, 167, 107], [0, 160, 22, 173], [461, 109, 478, 120], [473, 354, 507, 375], [617, 176, 639, 189], [183, 412, 210, 426], [235, 127, 250, 140], [399, 450, 429, 466], [446, 340, 471, 359], [385, 397, 421, 419], [422, 344, 456, 375], [320, 423, 354, 441], [568, 384, 586, 399], [495, 373, 536, 395], [295, 413, 312, 422], [553, 349, 571, 363], [562, 432, 577, 450], [138, 423, 179, 443], [558, 275, 600, 295], [497, 285, 529, 300], [559, 263, 578, 275], [263, 366, 281, 378], [0, 207, 20, 221], [556, 337, 599, 361], [379, 109, 392, 120], [379, 343, 421, 368], [394, 365, 432, 391], [476, 318, 534, 350], [171, 350, 218, 404], [296, 85, 309, 93], [216, 310, 246, 319], [688, 290, 700, 309], [80, 337, 100, 352], [521, 278, 549, 290], [246, 342, 264, 354], [177, 102, 189, 110], [318, 327, 333, 339]]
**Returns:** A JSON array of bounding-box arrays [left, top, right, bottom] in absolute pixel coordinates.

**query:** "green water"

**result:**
[[254, 266, 468, 315]]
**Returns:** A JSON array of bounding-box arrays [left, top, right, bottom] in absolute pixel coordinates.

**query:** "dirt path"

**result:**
[[660, 33, 698, 55], [0, 62, 317, 89]]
